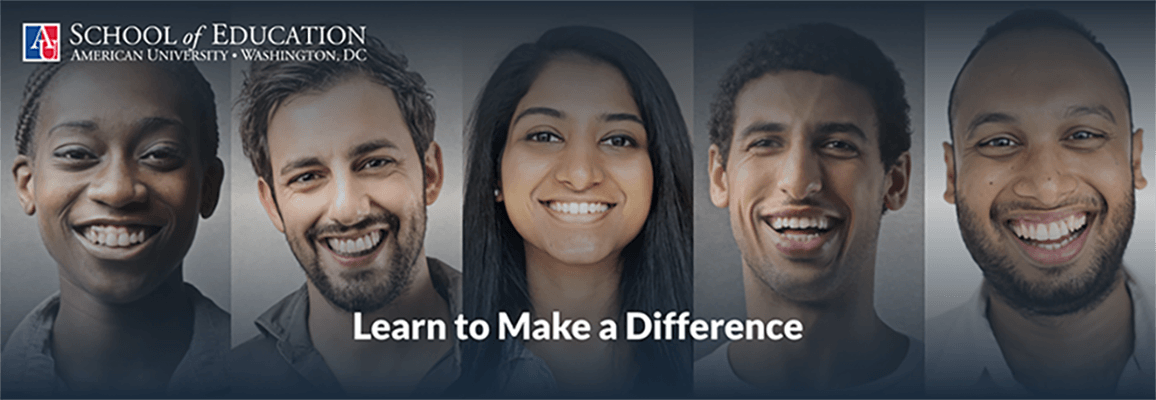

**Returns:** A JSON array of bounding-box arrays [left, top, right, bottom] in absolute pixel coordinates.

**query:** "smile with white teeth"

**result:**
[[325, 230, 384, 257], [1010, 213, 1088, 250], [769, 215, 834, 242], [548, 201, 611, 215], [82, 225, 153, 248]]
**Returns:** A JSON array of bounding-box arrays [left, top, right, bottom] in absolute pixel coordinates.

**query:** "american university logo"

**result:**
[[23, 23, 60, 62]]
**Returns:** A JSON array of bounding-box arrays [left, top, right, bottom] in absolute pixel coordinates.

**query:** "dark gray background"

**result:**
[[692, 2, 926, 359]]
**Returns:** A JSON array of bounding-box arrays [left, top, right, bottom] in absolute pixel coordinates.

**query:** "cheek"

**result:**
[[500, 148, 550, 204], [955, 158, 1007, 206], [612, 155, 653, 227]]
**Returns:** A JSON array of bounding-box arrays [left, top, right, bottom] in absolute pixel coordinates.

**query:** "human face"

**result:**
[[500, 56, 652, 268], [709, 71, 909, 302], [12, 63, 222, 304], [258, 76, 442, 312], [946, 29, 1145, 315]]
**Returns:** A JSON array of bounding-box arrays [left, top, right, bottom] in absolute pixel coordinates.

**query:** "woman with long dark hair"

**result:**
[[459, 26, 692, 396]]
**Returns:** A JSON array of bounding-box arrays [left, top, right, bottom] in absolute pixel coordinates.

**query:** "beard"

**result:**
[[285, 207, 426, 313], [955, 191, 1132, 316]]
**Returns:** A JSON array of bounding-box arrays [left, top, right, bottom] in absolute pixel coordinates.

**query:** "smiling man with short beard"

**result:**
[[229, 37, 459, 398], [929, 9, 1154, 398]]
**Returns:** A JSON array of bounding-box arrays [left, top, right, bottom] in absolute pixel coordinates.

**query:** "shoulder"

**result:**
[[228, 334, 310, 398], [1, 294, 62, 397]]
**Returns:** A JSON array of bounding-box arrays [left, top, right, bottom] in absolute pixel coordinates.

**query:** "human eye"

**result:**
[[52, 146, 96, 161], [140, 144, 187, 170], [51, 145, 99, 169], [819, 140, 860, 158], [1064, 129, 1108, 151], [748, 137, 782, 149], [288, 171, 321, 187], [600, 134, 638, 148], [978, 137, 1018, 147], [358, 157, 395, 171], [526, 131, 562, 143], [974, 135, 1021, 157]]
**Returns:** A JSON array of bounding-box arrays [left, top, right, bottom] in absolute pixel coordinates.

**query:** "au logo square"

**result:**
[[24, 23, 60, 62]]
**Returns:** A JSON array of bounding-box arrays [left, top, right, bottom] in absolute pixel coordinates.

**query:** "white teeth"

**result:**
[[549, 202, 610, 215], [784, 232, 820, 242], [771, 216, 832, 231], [1012, 214, 1088, 245], [82, 225, 150, 248], [326, 230, 384, 256]]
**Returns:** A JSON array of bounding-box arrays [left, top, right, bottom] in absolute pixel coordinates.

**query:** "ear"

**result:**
[[13, 155, 35, 215], [883, 152, 911, 211], [423, 142, 445, 205], [942, 141, 957, 204], [199, 157, 225, 218], [1133, 128, 1147, 190], [708, 144, 730, 208], [257, 178, 285, 233]]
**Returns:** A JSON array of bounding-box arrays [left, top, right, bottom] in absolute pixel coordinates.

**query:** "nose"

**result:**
[[327, 171, 371, 226], [778, 144, 823, 200], [553, 141, 604, 191], [1012, 145, 1078, 206], [88, 155, 147, 208]]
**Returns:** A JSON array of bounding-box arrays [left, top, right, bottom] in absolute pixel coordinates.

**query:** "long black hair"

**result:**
[[460, 26, 692, 396]]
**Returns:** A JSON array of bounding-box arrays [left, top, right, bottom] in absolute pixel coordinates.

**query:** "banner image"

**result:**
[[0, 1, 1152, 399]]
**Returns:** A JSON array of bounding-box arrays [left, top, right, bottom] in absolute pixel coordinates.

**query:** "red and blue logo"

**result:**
[[23, 23, 60, 62]]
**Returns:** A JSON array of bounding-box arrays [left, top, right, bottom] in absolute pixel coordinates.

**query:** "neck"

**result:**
[[525, 249, 621, 322], [307, 256, 453, 394], [731, 259, 907, 390], [986, 271, 1134, 395], [52, 266, 193, 393], [522, 247, 635, 394]]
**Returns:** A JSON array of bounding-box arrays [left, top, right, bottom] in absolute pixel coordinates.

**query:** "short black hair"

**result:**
[[16, 44, 218, 163], [237, 36, 434, 185], [709, 23, 911, 168], [948, 9, 1133, 141]]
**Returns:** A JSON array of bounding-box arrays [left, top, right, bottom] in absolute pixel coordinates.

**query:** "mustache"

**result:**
[[305, 212, 399, 242], [989, 195, 1105, 219]]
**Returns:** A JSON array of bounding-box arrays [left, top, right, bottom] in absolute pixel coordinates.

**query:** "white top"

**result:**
[[926, 275, 1155, 397], [695, 334, 924, 397]]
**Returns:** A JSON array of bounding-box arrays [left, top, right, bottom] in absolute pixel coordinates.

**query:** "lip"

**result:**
[[538, 198, 617, 224], [70, 219, 164, 261], [760, 207, 844, 258], [318, 228, 389, 268], [1002, 209, 1096, 266]]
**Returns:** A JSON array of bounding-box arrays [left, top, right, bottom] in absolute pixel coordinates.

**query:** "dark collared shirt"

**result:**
[[229, 257, 461, 398], [1, 283, 230, 398]]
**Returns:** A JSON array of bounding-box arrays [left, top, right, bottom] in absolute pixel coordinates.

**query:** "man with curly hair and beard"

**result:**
[[229, 37, 459, 398], [929, 9, 1154, 398]]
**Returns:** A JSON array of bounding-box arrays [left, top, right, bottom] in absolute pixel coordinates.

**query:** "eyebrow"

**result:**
[[964, 112, 1017, 141], [47, 121, 98, 135], [280, 157, 323, 177], [348, 139, 397, 159], [512, 107, 564, 126], [737, 121, 786, 141], [1064, 105, 1116, 124], [136, 117, 186, 134], [815, 122, 866, 140], [601, 112, 644, 125]]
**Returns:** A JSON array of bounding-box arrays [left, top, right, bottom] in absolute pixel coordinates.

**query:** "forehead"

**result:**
[[732, 71, 878, 138], [265, 76, 413, 165], [516, 55, 638, 117], [39, 63, 194, 133], [952, 29, 1129, 134]]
